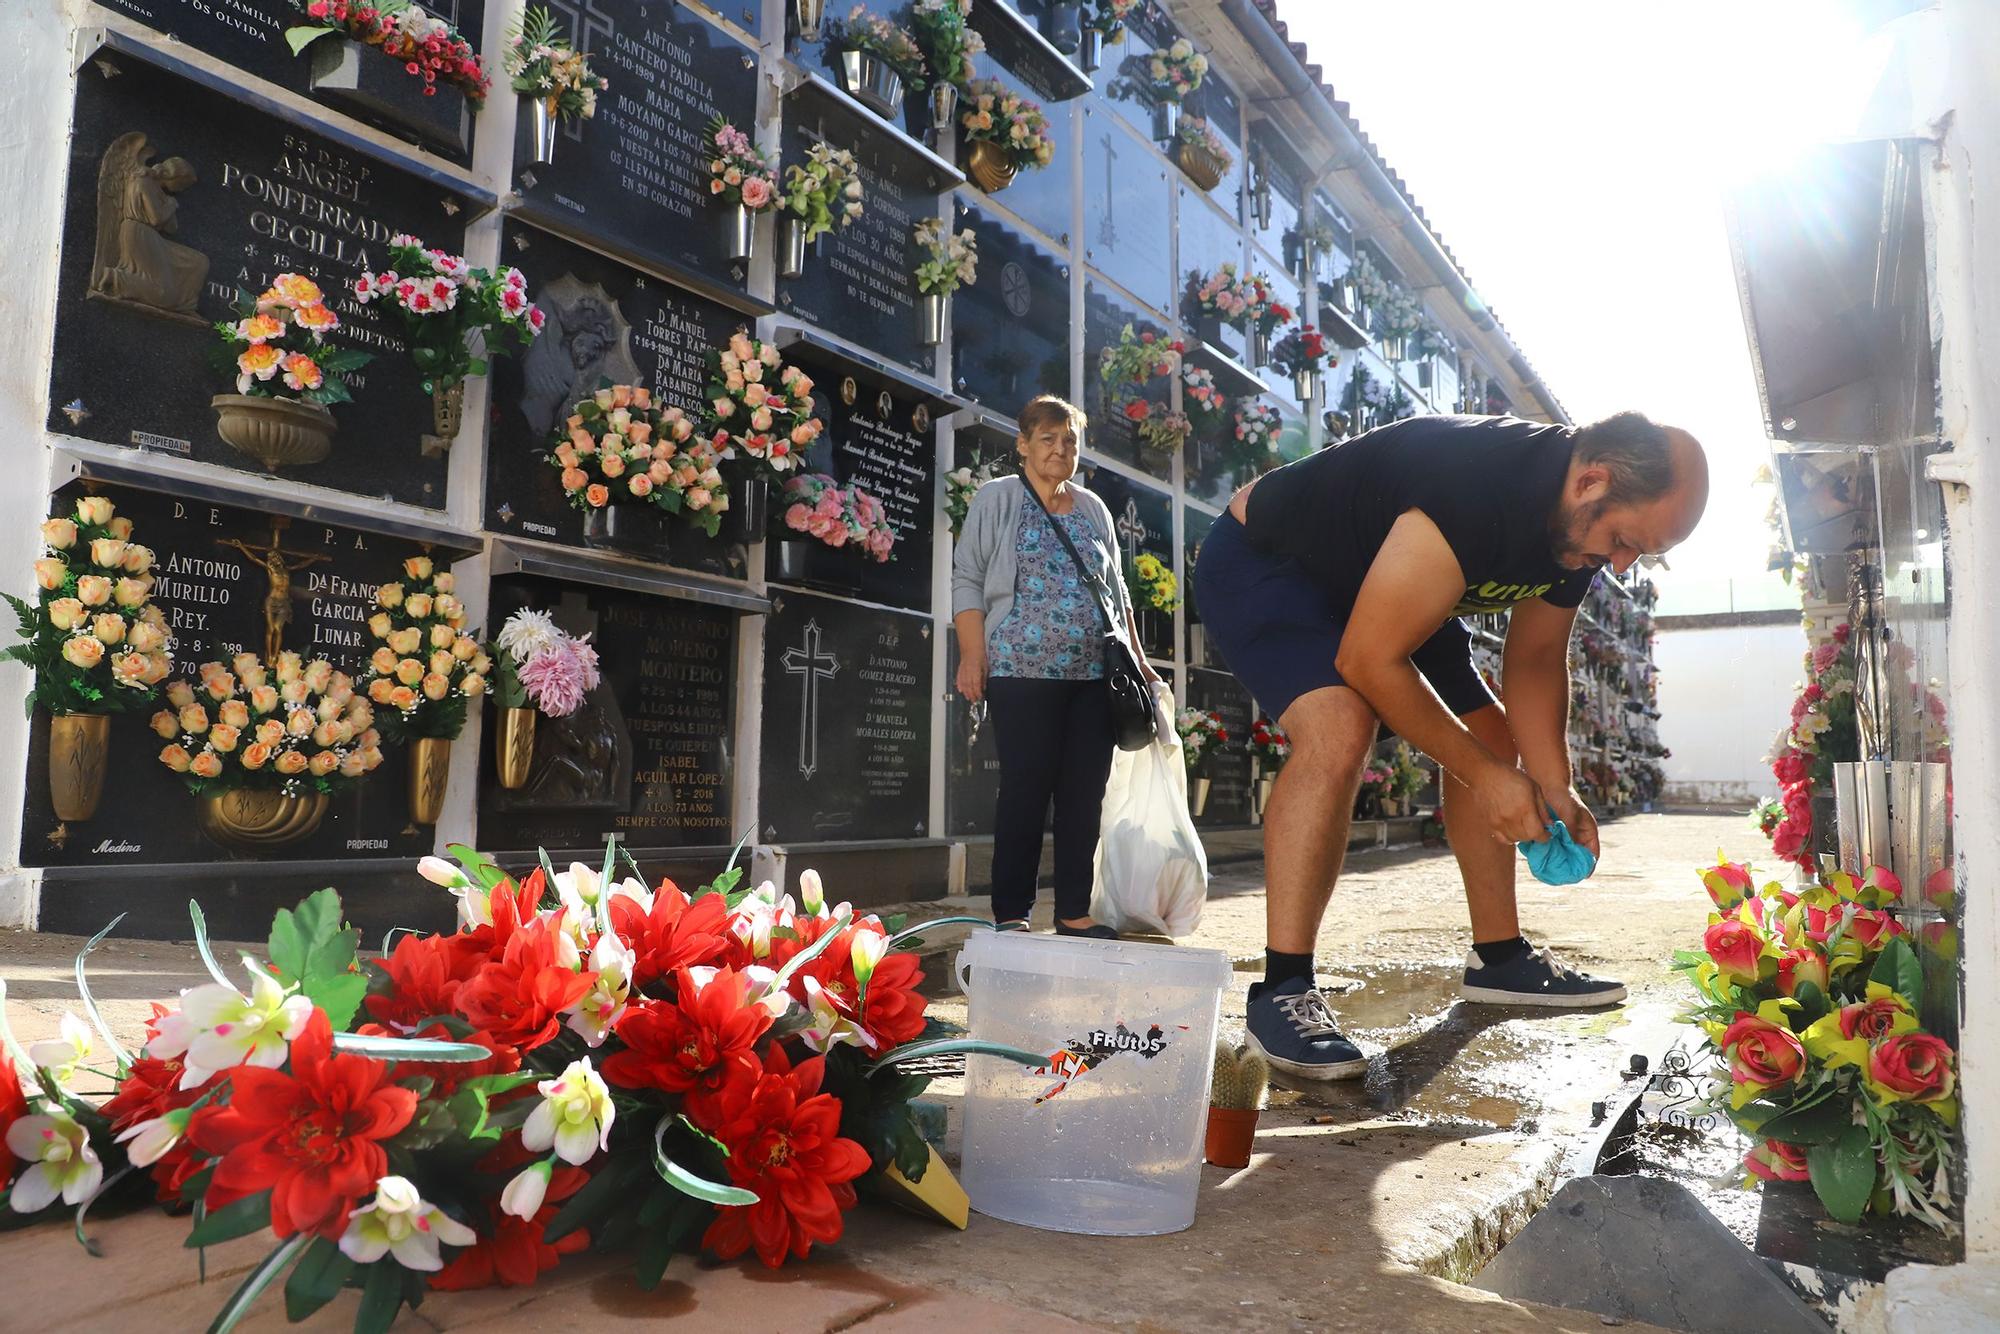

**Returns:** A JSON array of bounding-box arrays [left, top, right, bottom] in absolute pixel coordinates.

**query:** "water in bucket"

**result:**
[[956, 932, 1231, 1236]]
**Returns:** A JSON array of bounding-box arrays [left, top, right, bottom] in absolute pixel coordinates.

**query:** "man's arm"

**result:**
[[1503, 596, 1600, 857], [1335, 510, 1550, 845]]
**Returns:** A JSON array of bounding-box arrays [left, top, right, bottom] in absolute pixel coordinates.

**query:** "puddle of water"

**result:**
[[1615, 1119, 1760, 1247]]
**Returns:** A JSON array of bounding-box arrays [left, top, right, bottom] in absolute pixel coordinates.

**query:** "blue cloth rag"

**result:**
[[1519, 815, 1596, 885]]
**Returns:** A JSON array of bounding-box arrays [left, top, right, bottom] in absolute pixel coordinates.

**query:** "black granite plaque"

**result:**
[[761, 591, 931, 841], [944, 636, 999, 836], [765, 351, 936, 612], [1081, 463, 1175, 659], [486, 220, 750, 576], [1188, 664, 1254, 825], [1086, 0, 1179, 143], [776, 118, 936, 375], [1182, 503, 1214, 628], [954, 30, 1077, 245], [480, 578, 737, 852], [512, 2, 758, 297], [92, 0, 483, 161], [20, 483, 441, 867], [1082, 106, 1173, 315], [51, 52, 472, 508], [1083, 280, 1174, 479], [951, 203, 1070, 414]]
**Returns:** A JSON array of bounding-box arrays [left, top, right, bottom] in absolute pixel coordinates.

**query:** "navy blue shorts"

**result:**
[[1192, 512, 1496, 726]]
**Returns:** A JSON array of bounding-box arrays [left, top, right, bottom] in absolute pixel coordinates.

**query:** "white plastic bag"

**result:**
[[1091, 684, 1210, 937]]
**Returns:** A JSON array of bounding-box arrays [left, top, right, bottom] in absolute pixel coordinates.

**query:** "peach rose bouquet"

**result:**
[[548, 384, 731, 537], [212, 272, 370, 406], [153, 652, 382, 794], [355, 555, 491, 741]]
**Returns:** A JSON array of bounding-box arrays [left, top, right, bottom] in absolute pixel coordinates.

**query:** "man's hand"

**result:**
[[1545, 786, 1600, 859], [1469, 762, 1551, 846], [956, 647, 987, 703]]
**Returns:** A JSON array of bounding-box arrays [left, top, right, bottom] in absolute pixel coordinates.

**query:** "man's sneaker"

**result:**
[[1459, 943, 1627, 1008], [1244, 976, 1369, 1079]]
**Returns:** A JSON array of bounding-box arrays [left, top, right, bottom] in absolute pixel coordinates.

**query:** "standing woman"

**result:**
[[951, 395, 1156, 937]]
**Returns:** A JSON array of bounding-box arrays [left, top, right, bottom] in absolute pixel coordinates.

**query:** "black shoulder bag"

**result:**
[[1021, 480, 1159, 751]]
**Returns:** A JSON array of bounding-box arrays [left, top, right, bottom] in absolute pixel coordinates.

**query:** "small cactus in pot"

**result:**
[[1205, 1040, 1268, 1167]]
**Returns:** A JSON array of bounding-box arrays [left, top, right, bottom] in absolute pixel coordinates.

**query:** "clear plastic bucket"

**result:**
[[956, 932, 1231, 1235]]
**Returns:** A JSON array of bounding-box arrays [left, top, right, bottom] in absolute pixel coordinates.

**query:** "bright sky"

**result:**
[[1283, 0, 1884, 613]]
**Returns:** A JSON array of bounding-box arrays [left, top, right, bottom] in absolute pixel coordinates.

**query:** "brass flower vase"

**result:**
[[966, 139, 1017, 194], [212, 394, 336, 471], [494, 707, 537, 790], [422, 382, 466, 458], [200, 789, 330, 852], [1176, 141, 1227, 192], [48, 713, 109, 823], [408, 736, 452, 825]]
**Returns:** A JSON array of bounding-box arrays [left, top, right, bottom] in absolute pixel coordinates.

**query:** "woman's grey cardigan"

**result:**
[[950, 476, 1133, 652]]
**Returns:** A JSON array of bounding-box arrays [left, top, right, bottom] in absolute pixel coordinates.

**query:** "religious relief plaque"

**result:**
[[51, 53, 471, 508], [761, 592, 932, 842], [1081, 464, 1175, 660], [952, 204, 1070, 416], [1188, 665, 1254, 825], [1082, 110, 1173, 316], [91, 0, 484, 161], [481, 578, 737, 852], [486, 221, 749, 577], [1084, 281, 1173, 479], [21, 484, 439, 867], [511, 1, 758, 296]]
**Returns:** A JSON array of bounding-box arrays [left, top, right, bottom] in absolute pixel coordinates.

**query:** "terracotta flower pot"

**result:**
[[48, 713, 109, 822], [407, 736, 452, 825], [200, 789, 330, 852], [211, 394, 335, 471], [1204, 1106, 1260, 1168], [494, 706, 536, 790], [966, 138, 1017, 194]]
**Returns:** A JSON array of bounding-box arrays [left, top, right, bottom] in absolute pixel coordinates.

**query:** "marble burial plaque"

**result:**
[[776, 117, 938, 376], [51, 51, 472, 508], [1083, 281, 1174, 479], [944, 636, 1000, 837], [21, 484, 439, 867], [91, 0, 484, 161], [512, 1, 759, 296], [766, 350, 937, 612], [1082, 463, 1175, 659], [954, 27, 1076, 246], [481, 578, 737, 851], [487, 221, 750, 577], [1082, 107, 1174, 316], [952, 203, 1070, 416], [1188, 664, 1254, 825], [761, 591, 931, 842], [1086, 0, 1178, 142]]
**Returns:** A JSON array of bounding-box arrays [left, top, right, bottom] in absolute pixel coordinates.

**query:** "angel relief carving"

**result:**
[[89, 131, 210, 322]]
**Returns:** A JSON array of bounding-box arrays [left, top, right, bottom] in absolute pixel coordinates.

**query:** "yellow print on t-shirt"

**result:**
[[1453, 579, 1555, 614]]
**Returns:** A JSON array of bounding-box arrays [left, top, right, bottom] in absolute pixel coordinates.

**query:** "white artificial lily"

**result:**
[[521, 1057, 615, 1166], [555, 862, 603, 914], [113, 1107, 192, 1167], [500, 1159, 554, 1220], [338, 1175, 476, 1271], [148, 962, 314, 1090], [418, 856, 493, 929], [850, 929, 889, 987], [564, 930, 635, 1047], [28, 1012, 94, 1088], [798, 868, 826, 916], [6, 1110, 103, 1213], [797, 975, 876, 1055]]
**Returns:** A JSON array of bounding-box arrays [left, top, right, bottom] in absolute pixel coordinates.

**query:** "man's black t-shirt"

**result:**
[[1243, 414, 1598, 616]]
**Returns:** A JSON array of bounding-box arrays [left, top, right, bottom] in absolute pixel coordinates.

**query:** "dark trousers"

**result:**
[[987, 676, 1116, 922]]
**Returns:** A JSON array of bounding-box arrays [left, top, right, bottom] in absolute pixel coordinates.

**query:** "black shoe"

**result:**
[[1459, 942, 1627, 1008], [1055, 921, 1119, 939], [1244, 976, 1369, 1079]]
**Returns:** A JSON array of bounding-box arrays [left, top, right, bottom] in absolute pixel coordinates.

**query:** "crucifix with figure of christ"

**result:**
[[216, 518, 328, 662], [782, 619, 840, 780]]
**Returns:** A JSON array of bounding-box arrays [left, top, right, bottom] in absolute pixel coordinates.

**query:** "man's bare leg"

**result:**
[[1265, 685, 1377, 954], [1442, 703, 1522, 942]]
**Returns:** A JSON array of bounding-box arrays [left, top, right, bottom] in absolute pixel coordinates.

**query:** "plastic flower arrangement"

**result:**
[[1232, 400, 1281, 456], [1248, 717, 1290, 768], [781, 141, 865, 243], [1085, 0, 1141, 39], [1355, 762, 1393, 812], [914, 216, 979, 296], [1188, 262, 1251, 321], [1098, 323, 1184, 388], [1272, 324, 1334, 377], [1388, 741, 1428, 803], [1130, 403, 1192, 456], [4, 497, 174, 714], [153, 653, 383, 792], [958, 79, 1055, 173], [783, 473, 897, 562], [1176, 707, 1226, 771], [1242, 271, 1294, 336], [491, 608, 602, 719], [910, 0, 985, 88], [1147, 38, 1208, 103], [830, 5, 929, 90], [548, 384, 730, 536], [213, 274, 370, 407], [1182, 364, 1228, 426], [702, 333, 822, 477], [286, 0, 491, 104], [943, 457, 1006, 539], [356, 556, 490, 743], [504, 6, 607, 122], [705, 117, 780, 214], [1124, 551, 1180, 613], [0, 843, 1018, 1329], [1765, 625, 1858, 869], [355, 237, 543, 397], [1175, 114, 1233, 169], [1678, 856, 1959, 1233]]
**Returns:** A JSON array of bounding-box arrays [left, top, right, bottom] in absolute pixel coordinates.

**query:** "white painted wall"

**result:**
[[1652, 620, 1804, 805]]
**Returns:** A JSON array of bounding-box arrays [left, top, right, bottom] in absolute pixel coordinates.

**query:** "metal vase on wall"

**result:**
[[723, 202, 756, 264], [1044, 2, 1083, 54], [1190, 775, 1210, 818], [527, 95, 560, 167], [779, 215, 808, 279], [1080, 26, 1104, 72], [929, 83, 958, 141], [1246, 322, 1270, 368], [919, 291, 947, 346], [1152, 99, 1180, 145], [732, 472, 771, 544], [1379, 333, 1408, 363], [1292, 368, 1317, 406], [794, 0, 827, 43], [841, 49, 907, 119]]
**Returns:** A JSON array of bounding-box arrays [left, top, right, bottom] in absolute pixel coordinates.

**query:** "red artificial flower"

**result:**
[[600, 968, 774, 1115], [785, 920, 928, 1049], [1744, 1139, 1810, 1182], [696, 1046, 872, 1268], [430, 1165, 591, 1290], [609, 881, 731, 992], [363, 929, 487, 1033], [1123, 399, 1151, 423], [101, 1005, 214, 1201], [0, 1053, 27, 1181], [187, 1010, 418, 1239], [457, 915, 598, 1052]]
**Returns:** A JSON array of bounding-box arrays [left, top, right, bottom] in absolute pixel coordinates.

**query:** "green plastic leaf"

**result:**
[[543, 1160, 640, 1243], [1870, 936, 1923, 1006], [353, 1260, 404, 1334], [868, 1036, 1051, 1074], [185, 1188, 275, 1248], [1806, 1124, 1877, 1225], [73, 913, 131, 1068], [283, 1237, 354, 1323], [188, 900, 234, 989], [652, 1115, 756, 1205], [1788, 980, 1830, 1028], [881, 915, 992, 956], [1754, 1095, 1852, 1147], [204, 1232, 311, 1334], [74, 1163, 135, 1257], [282, 24, 336, 56], [268, 888, 365, 1030], [331, 1032, 494, 1062]]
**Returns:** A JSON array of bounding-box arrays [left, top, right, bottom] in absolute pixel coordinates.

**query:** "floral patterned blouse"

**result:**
[[988, 507, 1106, 681]]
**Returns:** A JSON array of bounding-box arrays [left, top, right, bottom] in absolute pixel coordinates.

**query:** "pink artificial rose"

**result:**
[[785, 503, 812, 531]]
